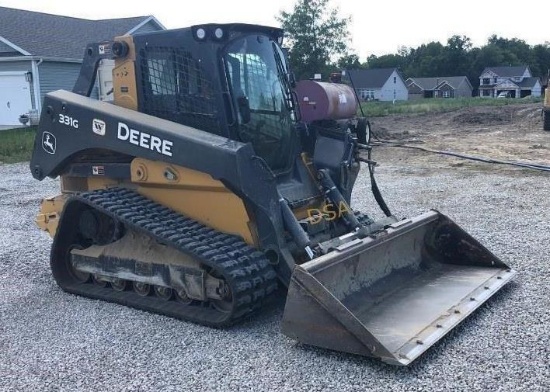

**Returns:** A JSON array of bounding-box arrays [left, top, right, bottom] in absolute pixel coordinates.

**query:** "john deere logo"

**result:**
[[42, 132, 56, 154]]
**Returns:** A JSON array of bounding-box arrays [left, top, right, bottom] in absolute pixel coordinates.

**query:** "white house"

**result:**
[[478, 66, 541, 98], [346, 68, 408, 102], [0, 6, 165, 126]]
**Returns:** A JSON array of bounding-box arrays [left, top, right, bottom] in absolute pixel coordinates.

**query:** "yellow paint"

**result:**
[[87, 177, 120, 190], [35, 195, 68, 238], [131, 158, 256, 245], [113, 35, 138, 111]]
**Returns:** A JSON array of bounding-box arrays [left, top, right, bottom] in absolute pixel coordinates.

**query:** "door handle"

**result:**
[[6, 101, 10, 109]]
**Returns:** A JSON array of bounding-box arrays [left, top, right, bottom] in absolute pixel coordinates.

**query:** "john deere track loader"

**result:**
[[30, 24, 515, 365]]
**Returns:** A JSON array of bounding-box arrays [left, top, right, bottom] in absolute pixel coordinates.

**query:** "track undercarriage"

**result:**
[[52, 187, 278, 326]]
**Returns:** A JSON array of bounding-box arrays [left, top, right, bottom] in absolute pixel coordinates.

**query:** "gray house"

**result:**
[[0, 6, 165, 126], [346, 68, 408, 102], [406, 76, 473, 99], [478, 66, 541, 98]]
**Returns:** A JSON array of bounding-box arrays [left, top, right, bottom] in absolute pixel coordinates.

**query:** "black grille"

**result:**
[[139, 47, 220, 133]]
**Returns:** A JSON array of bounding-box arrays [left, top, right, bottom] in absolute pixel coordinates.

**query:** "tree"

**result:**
[[337, 54, 363, 70], [442, 35, 473, 76], [277, 0, 352, 80], [366, 54, 405, 70]]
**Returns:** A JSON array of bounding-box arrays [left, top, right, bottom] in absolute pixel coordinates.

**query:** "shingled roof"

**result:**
[[0, 6, 162, 59], [483, 65, 530, 78], [407, 76, 472, 90], [517, 77, 540, 88], [346, 68, 399, 89]]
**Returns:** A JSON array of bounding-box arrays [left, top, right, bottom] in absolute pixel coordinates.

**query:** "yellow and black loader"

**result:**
[[30, 24, 514, 365]]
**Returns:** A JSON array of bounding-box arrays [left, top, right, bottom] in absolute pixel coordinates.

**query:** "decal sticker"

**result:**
[[117, 122, 173, 157], [98, 44, 111, 55], [93, 119, 106, 136], [92, 166, 105, 176], [58, 114, 79, 129], [42, 132, 56, 155]]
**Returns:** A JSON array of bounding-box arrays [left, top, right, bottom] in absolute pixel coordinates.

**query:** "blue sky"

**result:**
[[1, 0, 548, 60]]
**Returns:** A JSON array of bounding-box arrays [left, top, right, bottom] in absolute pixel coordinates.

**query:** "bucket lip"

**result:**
[[392, 268, 516, 365], [288, 265, 516, 366]]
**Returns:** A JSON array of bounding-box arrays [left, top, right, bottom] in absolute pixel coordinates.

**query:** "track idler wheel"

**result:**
[[92, 274, 108, 288], [67, 245, 90, 283], [154, 285, 173, 301], [175, 289, 193, 305], [133, 282, 151, 297], [111, 278, 127, 292]]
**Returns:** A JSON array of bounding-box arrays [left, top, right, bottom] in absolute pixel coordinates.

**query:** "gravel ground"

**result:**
[[1, 160, 549, 391]]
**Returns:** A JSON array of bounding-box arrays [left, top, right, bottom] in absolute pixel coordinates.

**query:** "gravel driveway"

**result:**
[[1, 161, 548, 391]]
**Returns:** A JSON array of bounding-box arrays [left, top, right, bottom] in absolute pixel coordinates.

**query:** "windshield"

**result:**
[[224, 35, 294, 172]]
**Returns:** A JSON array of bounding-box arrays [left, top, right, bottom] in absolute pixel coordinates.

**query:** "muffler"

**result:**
[[281, 210, 515, 365]]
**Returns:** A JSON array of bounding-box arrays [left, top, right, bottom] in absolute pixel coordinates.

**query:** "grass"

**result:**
[[0, 127, 37, 164], [359, 96, 543, 117]]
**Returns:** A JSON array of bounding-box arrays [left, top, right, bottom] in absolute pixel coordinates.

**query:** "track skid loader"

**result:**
[[30, 23, 515, 365]]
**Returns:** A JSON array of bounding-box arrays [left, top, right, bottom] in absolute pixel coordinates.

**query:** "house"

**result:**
[[346, 68, 408, 102], [0, 7, 165, 126], [406, 76, 473, 99], [478, 66, 541, 98]]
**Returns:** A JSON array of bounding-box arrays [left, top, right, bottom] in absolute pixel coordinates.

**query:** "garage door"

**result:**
[[0, 73, 33, 126]]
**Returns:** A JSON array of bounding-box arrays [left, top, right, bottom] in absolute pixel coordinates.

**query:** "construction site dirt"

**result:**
[[369, 102, 549, 175]]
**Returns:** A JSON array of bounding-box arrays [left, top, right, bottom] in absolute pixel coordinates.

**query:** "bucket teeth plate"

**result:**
[[281, 210, 515, 365]]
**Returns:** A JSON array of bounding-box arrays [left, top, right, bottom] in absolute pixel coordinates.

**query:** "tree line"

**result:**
[[349, 35, 550, 88], [278, 0, 550, 88]]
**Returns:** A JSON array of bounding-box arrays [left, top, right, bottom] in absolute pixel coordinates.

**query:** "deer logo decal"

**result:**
[[42, 132, 57, 155]]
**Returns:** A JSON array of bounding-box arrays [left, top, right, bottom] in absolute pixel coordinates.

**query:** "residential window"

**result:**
[[482, 90, 490, 97], [482, 78, 490, 85], [493, 77, 497, 83], [443, 90, 450, 98], [394, 76, 396, 83], [358, 89, 374, 100]]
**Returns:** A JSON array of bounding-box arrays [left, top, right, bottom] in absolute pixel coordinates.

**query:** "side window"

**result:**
[[226, 53, 278, 111], [147, 56, 177, 95], [139, 47, 219, 133]]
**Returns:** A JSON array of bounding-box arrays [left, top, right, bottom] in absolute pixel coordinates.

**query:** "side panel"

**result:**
[[130, 158, 255, 245], [39, 61, 83, 103]]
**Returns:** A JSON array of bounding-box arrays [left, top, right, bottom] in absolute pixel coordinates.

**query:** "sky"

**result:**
[[1, 0, 549, 60]]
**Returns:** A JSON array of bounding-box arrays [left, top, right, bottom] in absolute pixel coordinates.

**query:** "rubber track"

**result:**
[[54, 187, 278, 327]]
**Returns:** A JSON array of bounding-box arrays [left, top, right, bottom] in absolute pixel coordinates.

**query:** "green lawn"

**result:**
[[359, 96, 542, 117], [0, 127, 37, 164]]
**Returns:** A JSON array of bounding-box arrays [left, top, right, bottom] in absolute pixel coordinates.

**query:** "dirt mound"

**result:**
[[451, 104, 541, 126], [453, 111, 510, 125], [371, 126, 411, 140]]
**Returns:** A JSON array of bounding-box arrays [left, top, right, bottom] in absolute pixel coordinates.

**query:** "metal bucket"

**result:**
[[281, 210, 515, 365]]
